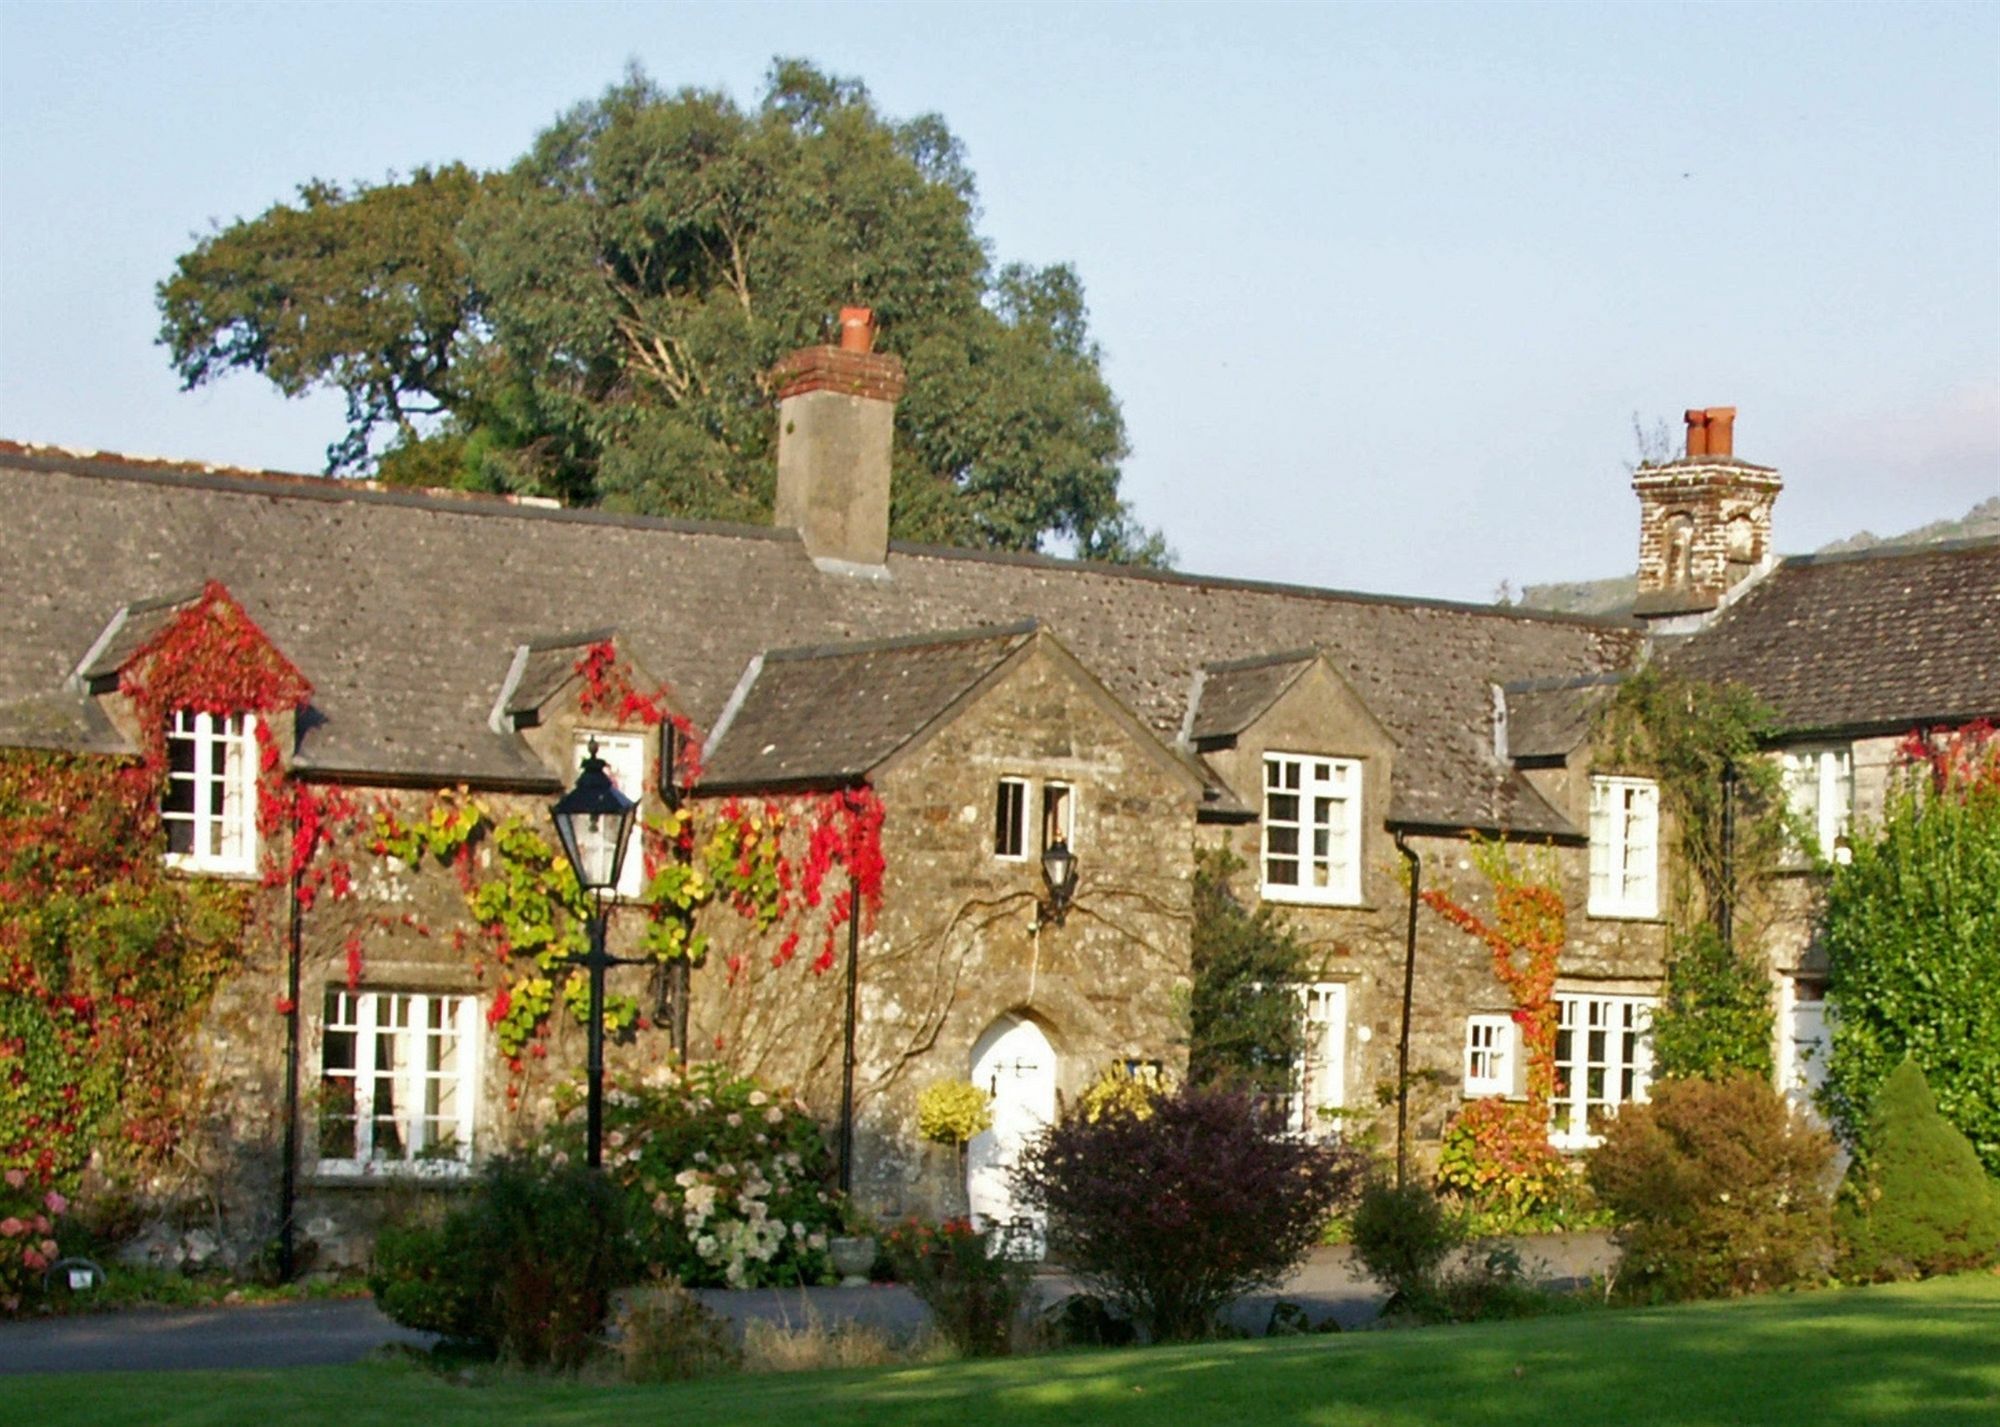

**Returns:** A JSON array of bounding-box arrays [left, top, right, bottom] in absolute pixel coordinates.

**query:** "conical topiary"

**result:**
[[1837, 1059, 2000, 1280]]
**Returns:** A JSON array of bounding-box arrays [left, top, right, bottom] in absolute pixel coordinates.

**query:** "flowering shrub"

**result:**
[[880, 1216, 1033, 1356], [916, 1079, 993, 1146], [550, 1062, 839, 1289], [1077, 1062, 1172, 1123], [1013, 1086, 1367, 1341], [0, 1170, 68, 1313]]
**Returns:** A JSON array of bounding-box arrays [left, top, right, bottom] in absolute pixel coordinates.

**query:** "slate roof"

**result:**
[[1184, 650, 1317, 747], [74, 590, 206, 690], [700, 624, 1037, 791], [1502, 674, 1625, 763], [1662, 540, 2000, 737], [0, 442, 1643, 829], [0, 690, 132, 755], [493, 629, 621, 730]]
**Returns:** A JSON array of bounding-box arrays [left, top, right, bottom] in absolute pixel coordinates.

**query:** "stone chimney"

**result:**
[[1632, 406, 1782, 621], [770, 306, 905, 571]]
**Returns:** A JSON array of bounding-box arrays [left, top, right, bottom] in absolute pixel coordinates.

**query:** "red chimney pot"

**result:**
[[1684, 409, 1709, 459], [838, 307, 875, 354], [1704, 406, 1736, 458]]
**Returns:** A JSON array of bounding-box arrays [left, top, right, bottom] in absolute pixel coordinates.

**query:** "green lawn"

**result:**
[[7, 1274, 1997, 1427]]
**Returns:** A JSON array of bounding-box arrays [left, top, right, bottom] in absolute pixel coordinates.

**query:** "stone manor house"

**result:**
[[2, 316, 1995, 1268]]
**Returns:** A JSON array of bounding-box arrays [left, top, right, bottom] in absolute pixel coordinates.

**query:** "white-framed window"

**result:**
[[1274, 982, 1348, 1140], [576, 732, 646, 899], [1588, 776, 1659, 919], [163, 710, 259, 875], [1261, 753, 1362, 905], [1781, 745, 1853, 861], [1041, 781, 1074, 850], [1464, 1014, 1518, 1098], [1550, 992, 1655, 1149], [994, 777, 1029, 859], [317, 988, 479, 1174]]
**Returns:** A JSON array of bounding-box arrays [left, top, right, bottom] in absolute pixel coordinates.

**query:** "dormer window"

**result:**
[[163, 711, 258, 875], [575, 731, 646, 899], [1261, 753, 1362, 905]]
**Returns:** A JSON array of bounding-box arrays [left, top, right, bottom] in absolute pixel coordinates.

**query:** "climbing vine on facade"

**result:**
[[1421, 839, 1571, 1215]]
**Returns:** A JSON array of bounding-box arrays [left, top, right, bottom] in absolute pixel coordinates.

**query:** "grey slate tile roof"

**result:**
[[495, 629, 622, 729], [700, 624, 1037, 791], [0, 691, 133, 755], [75, 590, 206, 690], [1661, 540, 2000, 736], [1502, 674, 1624, 762], [1185, 650, 1317, 747], [0, 443, 1644, 830]]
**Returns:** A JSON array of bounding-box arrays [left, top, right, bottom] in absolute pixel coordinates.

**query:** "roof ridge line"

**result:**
[[1780, 534, 2000, 568], [756, 619, 1041, 664]]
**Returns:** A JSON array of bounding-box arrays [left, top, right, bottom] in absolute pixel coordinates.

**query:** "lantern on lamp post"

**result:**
[[549, 739, 641, 1170]]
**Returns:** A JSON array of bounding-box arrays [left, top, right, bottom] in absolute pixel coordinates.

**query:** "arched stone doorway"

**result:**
[[965, 1013, 1056, 1256]]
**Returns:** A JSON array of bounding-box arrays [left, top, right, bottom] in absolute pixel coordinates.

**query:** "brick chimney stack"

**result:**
[[1632, 405, 1781, 623], [770, 306, 906, 571]]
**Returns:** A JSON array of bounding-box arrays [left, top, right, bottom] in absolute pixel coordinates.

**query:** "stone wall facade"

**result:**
[[689, 643, 1199, 1221]]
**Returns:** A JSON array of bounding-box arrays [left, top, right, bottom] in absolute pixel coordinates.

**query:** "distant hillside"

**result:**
[[1517, 497, 2000, 617]]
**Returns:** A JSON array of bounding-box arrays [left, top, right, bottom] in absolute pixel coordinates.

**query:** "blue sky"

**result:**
[[1, 0, 1994, 602]]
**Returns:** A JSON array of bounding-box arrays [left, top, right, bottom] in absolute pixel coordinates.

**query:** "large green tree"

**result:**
[[158, 165, 487, 474], [156, 62, 1162, 562], [1822, 723, 2000, 1177]]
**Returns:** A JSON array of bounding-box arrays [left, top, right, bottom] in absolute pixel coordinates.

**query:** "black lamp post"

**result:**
[[1037, 838, 1079, 926], [550, 739, 642, 1170]]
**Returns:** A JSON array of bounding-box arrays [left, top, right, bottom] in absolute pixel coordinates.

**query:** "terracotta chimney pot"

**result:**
[[1704, 406, 1736, 458], [838, 307, 876, 354], [1684, 409, 1710, 459]]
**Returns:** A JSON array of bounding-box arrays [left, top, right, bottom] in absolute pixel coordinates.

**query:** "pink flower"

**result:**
[[38, 1239, 56, 1257], [2, 1170, 22, 1190], [19, 1248, 44, 1272], [43, 1191, 66, 1216], [0, 1218, 21, 1238], [30, 1215, 48, 1235]]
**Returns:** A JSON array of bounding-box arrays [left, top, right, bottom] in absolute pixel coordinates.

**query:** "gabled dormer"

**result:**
[[491, 629, 682, 898], [1185, 649, 1397, 909]]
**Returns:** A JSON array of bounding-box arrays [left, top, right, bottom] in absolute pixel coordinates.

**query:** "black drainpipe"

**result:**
[[1718, 761, 1737, 951], [278, 851, 304, 1281], [1393, 830, 1421, 1191], [837, 871, 862, 1195]]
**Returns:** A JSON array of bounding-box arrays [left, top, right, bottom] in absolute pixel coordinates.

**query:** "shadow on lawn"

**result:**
[[665, 1276, 2000, 1427]]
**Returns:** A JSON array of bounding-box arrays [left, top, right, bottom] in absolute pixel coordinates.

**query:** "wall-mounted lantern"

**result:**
[[1038, 837, 1079, 927]]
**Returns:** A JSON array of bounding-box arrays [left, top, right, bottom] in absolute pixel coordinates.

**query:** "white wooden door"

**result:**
[[965, 1015, 1056, 1256], [1780, 982, 1831, 1118]]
